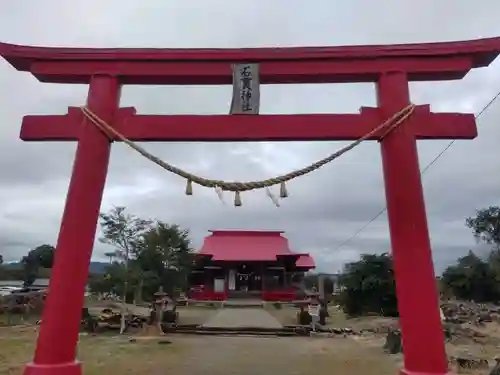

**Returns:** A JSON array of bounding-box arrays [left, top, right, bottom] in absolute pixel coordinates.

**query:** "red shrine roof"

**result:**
[[198, 230, 315, 268]]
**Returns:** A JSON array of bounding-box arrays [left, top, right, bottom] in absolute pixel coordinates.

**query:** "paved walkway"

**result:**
[[202, 308, 283, 328]]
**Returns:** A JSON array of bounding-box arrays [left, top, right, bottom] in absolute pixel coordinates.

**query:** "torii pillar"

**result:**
[[1, 37, 500, 375]]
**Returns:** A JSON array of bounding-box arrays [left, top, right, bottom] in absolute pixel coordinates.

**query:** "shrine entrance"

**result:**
[[1, 37, 500, 375]]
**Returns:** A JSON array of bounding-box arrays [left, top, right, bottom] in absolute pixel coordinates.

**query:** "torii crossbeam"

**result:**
[[2, 37, 500, 375]]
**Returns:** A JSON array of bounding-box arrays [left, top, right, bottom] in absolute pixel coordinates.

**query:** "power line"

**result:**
[[334, 89, 500, 253]]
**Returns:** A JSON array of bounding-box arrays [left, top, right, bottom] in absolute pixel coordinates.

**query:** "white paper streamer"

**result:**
[[266, 187, 281, 207], [214, 185, 225, 204]]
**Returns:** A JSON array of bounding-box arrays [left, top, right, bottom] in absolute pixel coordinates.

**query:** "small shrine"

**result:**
[[188, 230, 315, 301]]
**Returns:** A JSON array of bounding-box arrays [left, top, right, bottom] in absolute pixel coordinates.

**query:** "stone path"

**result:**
[[202, 308, 283, 328]]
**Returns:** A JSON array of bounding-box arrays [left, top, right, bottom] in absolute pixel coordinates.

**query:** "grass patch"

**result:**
[[0, 327, 402, 375], [0, 329, 185, 375], [0, 313, 40, 327]]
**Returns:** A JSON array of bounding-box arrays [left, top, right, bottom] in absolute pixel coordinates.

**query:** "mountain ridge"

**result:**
[[2, 261, 108, 274]]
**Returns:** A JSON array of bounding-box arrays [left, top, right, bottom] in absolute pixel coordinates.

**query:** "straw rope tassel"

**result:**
[[279, 182, 289, 198], [185, 179, 193, 195], [234, 191, 242, 207]]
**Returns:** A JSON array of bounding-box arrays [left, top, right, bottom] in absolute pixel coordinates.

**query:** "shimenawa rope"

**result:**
[[80, 104, 415, 207]]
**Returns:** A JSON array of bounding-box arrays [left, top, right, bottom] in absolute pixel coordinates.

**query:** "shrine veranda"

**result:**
[[1, 37, 500, 375]]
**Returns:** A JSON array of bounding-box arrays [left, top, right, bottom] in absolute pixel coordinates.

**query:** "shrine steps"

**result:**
[[163, 324, 309, 337], [222, 299, 264, 308]]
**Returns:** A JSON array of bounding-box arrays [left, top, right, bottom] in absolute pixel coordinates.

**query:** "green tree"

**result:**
[[466, 206, 500, 249], [88, 262, 129, 296], [339, 253, 398, 317], [94, 208, 194, 307], [487, 248, 500, 286], [467, 207, 500, 299], [99, 206, 153, 333], [441, 250, 498, 302], [99, 207, 153, 261], [137, 222, 193, 298], [439, 206, 500, 302], [99, 206, 153, 298], [35, 244, 56, 268], [21, 244, 55, 287], [0, 253, 3, 265]]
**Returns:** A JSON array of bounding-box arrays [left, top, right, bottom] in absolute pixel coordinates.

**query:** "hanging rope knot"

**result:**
[[80, 104, 415, 207], [377, 105, 415, 141]]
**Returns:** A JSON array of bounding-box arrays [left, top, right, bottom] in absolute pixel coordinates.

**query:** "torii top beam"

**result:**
[[1, 37, 500, 142], [1, 37, 500, 84]]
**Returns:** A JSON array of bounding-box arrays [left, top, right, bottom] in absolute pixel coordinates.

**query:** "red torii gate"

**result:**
[[1, 37, 500, 375]]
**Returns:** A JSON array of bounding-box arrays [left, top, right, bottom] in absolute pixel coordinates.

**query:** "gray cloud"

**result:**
[[0, 0, 499, 275]]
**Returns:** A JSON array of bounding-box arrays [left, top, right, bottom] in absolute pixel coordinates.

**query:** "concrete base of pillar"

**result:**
[[400, 368, 454, 375], [24, 361, 81, 375]]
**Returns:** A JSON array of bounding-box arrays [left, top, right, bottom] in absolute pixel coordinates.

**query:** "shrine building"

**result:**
[[188, 230, 315, 301]]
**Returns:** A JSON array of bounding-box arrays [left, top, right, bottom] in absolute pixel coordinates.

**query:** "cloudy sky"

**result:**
[[0, 0, 499, 273]]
